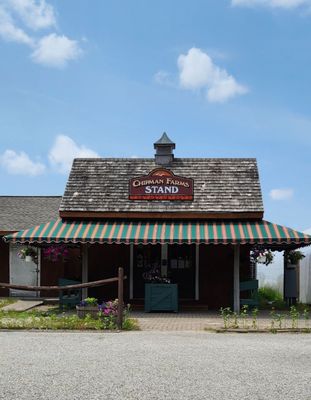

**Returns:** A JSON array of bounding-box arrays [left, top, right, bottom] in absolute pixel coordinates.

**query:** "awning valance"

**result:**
[[4, 219, 311, 246]]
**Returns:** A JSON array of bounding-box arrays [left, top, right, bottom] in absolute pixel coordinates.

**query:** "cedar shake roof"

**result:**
[[60, 158, 264, 215], [0, 196, 61, 232]]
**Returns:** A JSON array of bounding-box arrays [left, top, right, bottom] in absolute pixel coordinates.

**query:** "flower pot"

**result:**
[[76, 305, 99, 319], [25, 255, 32, 263]]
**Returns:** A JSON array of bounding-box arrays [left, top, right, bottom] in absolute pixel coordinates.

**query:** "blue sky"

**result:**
[[0, 0, 311, 232]]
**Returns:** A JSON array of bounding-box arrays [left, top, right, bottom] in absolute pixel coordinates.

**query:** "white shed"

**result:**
[[300, 244, 311, 304]]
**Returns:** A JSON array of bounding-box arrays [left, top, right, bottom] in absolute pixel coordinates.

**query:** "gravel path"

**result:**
[[0, 331, 310, 400]]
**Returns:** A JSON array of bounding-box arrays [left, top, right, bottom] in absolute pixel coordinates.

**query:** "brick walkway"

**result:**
[[130, 311, 307, 331], [131, 311, 223, 331]]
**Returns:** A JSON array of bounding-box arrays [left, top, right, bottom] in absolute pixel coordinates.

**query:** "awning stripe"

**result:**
[[90, 222, 100, 241], [125, 222, 133, 244], [152, 222, 158, 244], [221, 222, 227, 244], [4, 219, 311, 246], [196, 223, 200, 244], [135, 222, 142, 245], [47, 220, 62, 243], [99, 222, 109, 243], [238, 223, 245, 243]]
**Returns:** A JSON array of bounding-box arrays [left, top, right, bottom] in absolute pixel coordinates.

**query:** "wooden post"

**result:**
[[81, 244, 88, 299], [233, 245, 240, 313], [129, 244, 134, 299], [117, 267, 124, 330], [195, 244, 199, 301], [283, 250, 287, 302]]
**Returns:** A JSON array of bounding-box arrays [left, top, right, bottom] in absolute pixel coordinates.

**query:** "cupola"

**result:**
[[154, 132, 175, 166]]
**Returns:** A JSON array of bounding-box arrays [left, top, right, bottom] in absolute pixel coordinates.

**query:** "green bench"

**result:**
[[59, 278, 82, 310], [240, 279, 259, 308]]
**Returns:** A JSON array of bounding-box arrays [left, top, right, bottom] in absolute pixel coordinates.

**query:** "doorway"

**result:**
[[132, 244, 196, 300], [168, 244, 196, 299], [10, 244, 38, 297]]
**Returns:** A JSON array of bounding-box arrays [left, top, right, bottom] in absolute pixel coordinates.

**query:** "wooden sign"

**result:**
[[129, 168, 194, 200]]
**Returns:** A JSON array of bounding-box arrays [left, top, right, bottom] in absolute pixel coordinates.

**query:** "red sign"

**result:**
[[129, 168, 194, 201]]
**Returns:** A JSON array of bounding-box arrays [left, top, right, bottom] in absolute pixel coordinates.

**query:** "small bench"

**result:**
[[59, 278, 82, 310], [240, 279, 259, 308]]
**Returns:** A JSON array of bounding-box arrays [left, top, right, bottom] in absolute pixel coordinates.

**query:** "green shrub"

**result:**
[[258, 285, 282, 303]]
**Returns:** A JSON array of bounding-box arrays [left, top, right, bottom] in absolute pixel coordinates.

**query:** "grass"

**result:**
[[0, 298, 16, 309], [0, 308, 139, 331]]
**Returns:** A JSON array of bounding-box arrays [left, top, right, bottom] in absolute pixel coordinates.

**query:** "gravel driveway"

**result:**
[[0, 331, 310, 400]]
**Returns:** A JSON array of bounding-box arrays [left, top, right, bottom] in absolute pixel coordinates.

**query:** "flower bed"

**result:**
[[0, 308, 138, 331], [76, 298, 130, 329]]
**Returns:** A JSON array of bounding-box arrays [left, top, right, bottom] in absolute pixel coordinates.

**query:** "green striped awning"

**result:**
[[4, 219, 311, 246]]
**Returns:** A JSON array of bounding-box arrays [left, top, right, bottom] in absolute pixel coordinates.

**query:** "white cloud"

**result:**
[[304, 228, 311, 235], [231, 0, 311, 9], [49, 135, 99, 174], [31, 33, 82, 68], [269, 188, 294, 200], [0, 5, 34, 45], [0, 0, 82, 68], [0, 149, 45, 176], [8, 0, 56, 30], [177, 48, 248, 103]]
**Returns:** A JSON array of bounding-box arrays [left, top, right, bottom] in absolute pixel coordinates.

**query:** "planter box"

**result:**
[[76, 305, 99, 319], [145, 283, 178, 312]]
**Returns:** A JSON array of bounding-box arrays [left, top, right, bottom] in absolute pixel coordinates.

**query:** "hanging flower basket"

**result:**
[[286, 250, 305, 266], [257, 255, 267, 264], [250, 248, 274, 266], [25, 255, 33, 263], [43, 245, 69, 262]]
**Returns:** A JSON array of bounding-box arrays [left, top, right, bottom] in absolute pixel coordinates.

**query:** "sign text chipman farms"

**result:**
[[129, 168, 194, 200]]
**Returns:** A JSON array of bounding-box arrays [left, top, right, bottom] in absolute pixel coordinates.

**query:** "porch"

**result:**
[[3, 219, 311, 313]]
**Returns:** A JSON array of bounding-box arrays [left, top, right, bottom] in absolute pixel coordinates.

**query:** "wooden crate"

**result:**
[[76, 306, 99, 319]]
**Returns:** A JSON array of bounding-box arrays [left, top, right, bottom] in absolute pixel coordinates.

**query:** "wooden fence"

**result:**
[[0, 267, 126, 329]]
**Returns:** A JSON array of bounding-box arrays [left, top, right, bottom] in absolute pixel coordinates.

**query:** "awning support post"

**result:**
[[81, 244, 88, 299], [129, 244, 134, 300], [233, 245, 240, 313], [195, 244, 199, 300], [117, 267, 124, 330]]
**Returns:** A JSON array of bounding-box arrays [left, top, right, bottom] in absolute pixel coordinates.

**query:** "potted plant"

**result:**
[[76, 297, 99, 318], [18, 247, 37, 263], [142, 265, 171, 284], [286, 250, 305, 268]]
